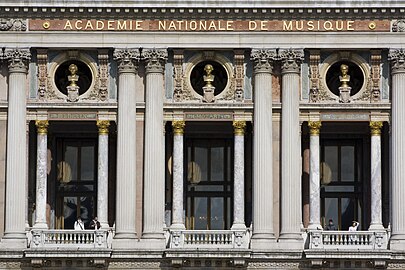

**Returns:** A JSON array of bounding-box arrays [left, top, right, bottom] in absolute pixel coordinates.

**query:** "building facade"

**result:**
[[0, 0, 404, 269]]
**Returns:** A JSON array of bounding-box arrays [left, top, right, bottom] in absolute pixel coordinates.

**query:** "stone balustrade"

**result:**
[[168, 229, 250, 249], [29, 229, 112, 249], [308, 230, 388, 250]]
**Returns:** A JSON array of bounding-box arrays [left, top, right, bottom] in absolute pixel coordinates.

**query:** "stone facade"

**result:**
[[0, 0, 402, 269]]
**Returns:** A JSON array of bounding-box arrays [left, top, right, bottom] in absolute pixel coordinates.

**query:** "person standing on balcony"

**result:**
[[349, 221, 359, 243], [90, 216, 101, 230], [324, 219, 337, 230], [74, 217, 85, 230]]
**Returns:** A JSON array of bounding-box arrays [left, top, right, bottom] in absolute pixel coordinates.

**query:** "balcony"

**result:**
[[167, 229, 251, 249], [28, 229, 112, 249]]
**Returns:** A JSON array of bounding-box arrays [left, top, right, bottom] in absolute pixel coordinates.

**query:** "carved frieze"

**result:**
[[0, 19, 27, 31], [233, 49, 245, 102], [37, 49, 48, 100]]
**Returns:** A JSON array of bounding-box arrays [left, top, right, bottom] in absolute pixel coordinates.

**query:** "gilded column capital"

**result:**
[[97, 120, 110, 135], [370, 121, 383, 136], [3, 48, 31, 73], [279, 48, 304, 74], [251, 49, 277, 74], [389, 49, 405, 74], [172, 120, 185, 135], [113, 48, 140, 74], [35, 120, 49, 135], [308, 121, 322, 136], [142, 48, 168, 74], [233, 121, 246, 135]]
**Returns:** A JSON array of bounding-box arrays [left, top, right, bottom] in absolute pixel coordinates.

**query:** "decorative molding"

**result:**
[[370, 50, 381, 102], [173, 49, 184, 102], [0, 262, 21, 269], [142, 48, 168, 74], [0, 19, 26, 31], [392, 20, 405, 32], [4, 48, 31, 73], [250, 49, 277, 74], [83, 49, 109, 101], [370, 121, 383, 136], [234, 49, 245, 102], [113, 48, 140, 74], [97, 120, 110, 135], [248, 261, 301, 269], [308, 121, 322, 136], [108, 262, 161, 269], [35, 120, 49, 135], [37, 49, 48, 100], [172, 120, 185, 135], [389, 49, 405, 74], [233, 120, 246, 135], [279, 48, 304, 74]]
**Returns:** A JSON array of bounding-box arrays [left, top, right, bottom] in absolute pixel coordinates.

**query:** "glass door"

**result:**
[[55, 138, 97, 229], [185, 139, 233, 230]]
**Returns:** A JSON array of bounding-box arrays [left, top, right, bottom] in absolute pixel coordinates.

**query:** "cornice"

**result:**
[[1, 7, 405, 19]]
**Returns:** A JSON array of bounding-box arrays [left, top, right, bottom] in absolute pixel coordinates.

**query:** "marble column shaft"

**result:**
[[389, 49, 405, 244], [232, 121, 246, 229], [308, 121, 321, 230], [34, 120, 49, 229], [279, 49, 304, 240], [3, 49, 30, 241], [250, 49, 277, 240], [369, 121, 383, 230], [171, 121, 185, 229], [97, 120, 110, 229], [142, 49, 167, 238], [113, 49, 139, 239]]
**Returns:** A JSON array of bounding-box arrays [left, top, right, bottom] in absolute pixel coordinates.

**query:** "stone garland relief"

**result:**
[[0, 19, 27, 31]]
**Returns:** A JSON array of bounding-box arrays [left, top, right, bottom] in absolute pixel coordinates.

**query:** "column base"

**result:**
[[390, 234, 405, 250], [142, 232, 165, 240], [99, 222, 110, 230], [112, 237, 140, 249], [0, 237, 27, 249], [307, 224, 322, 230], [139, 237, 166, 249], [170, 224, 185, 230], [251, 233, 276, 250], [278, 232, 304, 249], [32, 222, 48, 229], [369, 223, 384, 231], [231, 223, 246, 230]]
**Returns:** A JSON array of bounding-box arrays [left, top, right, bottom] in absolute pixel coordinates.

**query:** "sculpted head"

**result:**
[[204, 64, 214, 75], [340, 64, 349, 76], [69, 64, 78, 75]]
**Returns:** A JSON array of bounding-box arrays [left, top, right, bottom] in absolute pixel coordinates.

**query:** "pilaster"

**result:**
[[142, 49, 167, 246], [388, 49, 405, 250], [112, 49, 139, 247], [279, 48, 304, 246], [250, 49, 277, 249]]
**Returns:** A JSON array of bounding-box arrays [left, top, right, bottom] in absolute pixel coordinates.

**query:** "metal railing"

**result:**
[[308, 230, 388, 250], [29, 229, 111, 249], [168, 229, 250, 249]]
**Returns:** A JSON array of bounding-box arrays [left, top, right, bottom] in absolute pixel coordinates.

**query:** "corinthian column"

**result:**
[[308, 121, 321, 230], [389, 49, 405, 249], [250, 49, 277, 248], [369, 121, 384, 231], [171, 120, 185, 229], [33, 120, 49, 229], [232, 121, 246, 230], [97, 120, 110, 229], [142, 49, 167, 243], [113, 49, 139, 245], [279, 49, 304, 244], [2, 49, 30, 247]]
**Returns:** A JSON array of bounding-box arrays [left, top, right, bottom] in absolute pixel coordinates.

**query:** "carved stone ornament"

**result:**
[[3, 48, 31, 73], [37, 49, 48, 100], [82, 49, 109, 101], [279, 48, 304, 73], [113, 48, 140, 73], [389, 49, 405, 74], [392, 20, 405, 32], [0, 19, 27, 31], [173, 49, 184, 102], [234, 49, 245, 102], [250, 49, 277, 73], [370, 50, 382, 102], [142, 48, 168, 74]]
